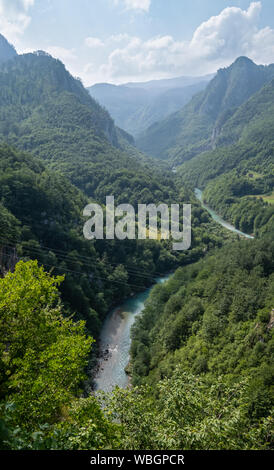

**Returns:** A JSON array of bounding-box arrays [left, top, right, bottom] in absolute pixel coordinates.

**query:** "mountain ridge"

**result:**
[[136, 57, 274, 163], [88, 74, 213, 137]]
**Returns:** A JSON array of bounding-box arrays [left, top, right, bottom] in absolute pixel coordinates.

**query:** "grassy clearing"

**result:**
[[261, 191, 274, 204], [244, 190, 274, 204]]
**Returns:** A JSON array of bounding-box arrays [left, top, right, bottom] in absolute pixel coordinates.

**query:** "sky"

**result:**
[[1, 0, 274, 85]]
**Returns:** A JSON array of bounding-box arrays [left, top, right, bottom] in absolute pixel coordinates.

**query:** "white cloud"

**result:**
[[90, 1, 274, 84], [190, 1, 262, 60], [124, 0, 150, 11], [85, 37, 104, 48], [0, 0, 35, 43], [109, 33, 131, 43], [114, 0, 151, 12], [144, 36, 173, 50]]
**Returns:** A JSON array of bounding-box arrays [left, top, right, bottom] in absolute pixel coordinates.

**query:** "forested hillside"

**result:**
[[178, 77, 274, 235], [0, 51, 139, 195], [130, 237, 274, 382]]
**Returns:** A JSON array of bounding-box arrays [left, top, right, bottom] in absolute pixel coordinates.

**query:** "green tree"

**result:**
[[107, 370, 273, 450], [0, 260, 93, 426]]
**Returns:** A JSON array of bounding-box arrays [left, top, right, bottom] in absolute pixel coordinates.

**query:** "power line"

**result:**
[[0, 234, 169, 279], [0, 238, 157, 283], [0, 251, 147, 290], [0, 239, 158, 290]]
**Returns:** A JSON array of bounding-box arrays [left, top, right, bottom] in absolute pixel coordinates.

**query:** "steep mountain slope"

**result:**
[[215, 77, 274, 147], [137, 57, 274, 163], [178, 77, 274, 236], [127, 236, 274, 450], [0, 34, 17, 65], [0, 49, 159, 198], [180, 78, 274, 186], [88, 75, 212, 137], [0, 50, 118, 149]]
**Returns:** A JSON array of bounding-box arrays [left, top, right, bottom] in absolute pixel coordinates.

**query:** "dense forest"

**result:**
[[130, 237, 274, 386], [0, 34, 273, 452]]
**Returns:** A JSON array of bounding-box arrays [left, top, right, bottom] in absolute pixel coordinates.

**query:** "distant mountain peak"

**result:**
[[217, 57, 256, 77], [136, 56, 274, 162], [0, 34, 17, 65], [203, 56, 274, 117], [233, 56, 255, 66]]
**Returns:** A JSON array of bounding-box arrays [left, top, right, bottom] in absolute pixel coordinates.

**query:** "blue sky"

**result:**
[[1, 1, 274, 85]]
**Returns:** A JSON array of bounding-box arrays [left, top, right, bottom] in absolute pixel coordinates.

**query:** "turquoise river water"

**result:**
[[94, 274, 171, 393], [194, 188, 254, 239]]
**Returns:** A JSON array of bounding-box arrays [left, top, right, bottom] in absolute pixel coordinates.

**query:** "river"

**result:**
[[94, 188, 254, 393], [194, 188, 254, 239], [94, 274, 171, 393]]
